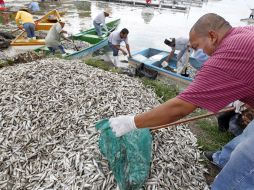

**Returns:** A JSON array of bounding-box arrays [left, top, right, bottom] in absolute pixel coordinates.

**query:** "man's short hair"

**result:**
[[191, 13, 231, 36], [121, 28, 129, 35]]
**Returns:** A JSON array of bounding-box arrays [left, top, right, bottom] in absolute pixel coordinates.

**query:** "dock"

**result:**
[[92, 0, 207, 11]]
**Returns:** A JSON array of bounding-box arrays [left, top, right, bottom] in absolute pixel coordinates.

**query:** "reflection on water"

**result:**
[[141, 7, 155, 24], [0, 0, 252, 50], [74, 1, 91, 11]]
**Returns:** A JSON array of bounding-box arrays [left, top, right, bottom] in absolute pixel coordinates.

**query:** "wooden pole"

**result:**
[[151, 107, 235, 131]]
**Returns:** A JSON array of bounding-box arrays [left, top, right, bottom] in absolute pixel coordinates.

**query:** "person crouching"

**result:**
[[15, 7, 36, 41], [45, 20, 71, 56]]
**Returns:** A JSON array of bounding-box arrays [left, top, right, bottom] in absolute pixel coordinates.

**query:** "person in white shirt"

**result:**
[[108, 28, 132, 66], [162, 37, 209, 75], [93, 10, 110, 36], [249, 9, 254, 19], [45, 20, 71, 56]]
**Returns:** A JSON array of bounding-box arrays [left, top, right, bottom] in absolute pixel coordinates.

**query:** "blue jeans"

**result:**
[[23, 23, 35, 38], [48, 45, 65, 54], [108, 42, 119, 56], [93, 20, 102, 36], [211, 119, 254, 190]]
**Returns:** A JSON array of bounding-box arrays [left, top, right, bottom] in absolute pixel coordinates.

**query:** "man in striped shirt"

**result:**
[[109, 13, 254, 189]]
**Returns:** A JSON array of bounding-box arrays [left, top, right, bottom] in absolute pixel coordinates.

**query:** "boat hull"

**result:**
[[129, 48, 193, 88], [240, 18, 254, 23], [11, 44, 44, 51], [11, 10, 61, 47], [35, 19, 121, 59]]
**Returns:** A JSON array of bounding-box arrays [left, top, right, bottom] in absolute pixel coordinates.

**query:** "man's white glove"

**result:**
[[232, 100, 245, 114], [161, 61, 168, 68], [109, 115, 137, 137]]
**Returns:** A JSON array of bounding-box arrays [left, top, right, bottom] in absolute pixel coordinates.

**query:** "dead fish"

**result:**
[[0, 58, 208, 190]]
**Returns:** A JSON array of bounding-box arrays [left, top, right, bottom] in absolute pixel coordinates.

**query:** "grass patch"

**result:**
[[0, 60, 14, 68], [195, 118, 234, 151], [141, 78, 179, 103], [84, 58, 120, 73]]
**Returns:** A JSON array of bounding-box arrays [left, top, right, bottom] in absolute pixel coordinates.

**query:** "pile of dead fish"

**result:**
[[149, 126, 209, 190], [0, 51, 10, 61], [0, 32, 15, 50], [0, 22, 17, 34], [11, 51, 44, 64], [0, 51, 44, 65], [0, 58, 208, 190], [36, 31, 48, 39], [61, 40, 91, 51]]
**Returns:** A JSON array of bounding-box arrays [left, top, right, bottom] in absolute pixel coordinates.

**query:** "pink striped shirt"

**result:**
[[178, 26, 254, 112]]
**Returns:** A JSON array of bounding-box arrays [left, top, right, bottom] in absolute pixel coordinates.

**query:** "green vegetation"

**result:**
[[141, 78, 179, 103], [84, 58, 120, 73], [195, 118, 234, 151], [0, 60, 14, 68]]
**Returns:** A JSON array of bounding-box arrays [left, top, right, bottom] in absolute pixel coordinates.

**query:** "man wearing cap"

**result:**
[[162, 37, 209, 75], [162, 37, 192, 75], [93, 10, 110, 37], [15, 7, 36, 40], [45, 20, 71, 56], [108, 28, 132, 66]]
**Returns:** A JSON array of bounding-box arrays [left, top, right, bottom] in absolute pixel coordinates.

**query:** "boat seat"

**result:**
[[132, 54, 154, 64], [36, 23, 55, 31], [149, 52, 168, 61], [148, 52, 169, 65], [82, 34, 100, 39], [11, 39, 45, 46], [133, 54, 148, 62], [74, 34, 102, 44], [133, 52, 169, 65]]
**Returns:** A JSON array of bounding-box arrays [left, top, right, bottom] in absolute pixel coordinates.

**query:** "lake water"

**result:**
[[1, 0, 253, 52]]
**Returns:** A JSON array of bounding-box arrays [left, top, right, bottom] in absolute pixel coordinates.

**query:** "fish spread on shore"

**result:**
[[0, 58, 208, 190]]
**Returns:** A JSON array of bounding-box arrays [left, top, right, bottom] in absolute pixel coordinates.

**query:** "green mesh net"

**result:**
[[96, 119, 152, 190]]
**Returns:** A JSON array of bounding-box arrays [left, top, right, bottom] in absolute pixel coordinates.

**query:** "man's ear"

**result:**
[[208, 30, 218, 44]]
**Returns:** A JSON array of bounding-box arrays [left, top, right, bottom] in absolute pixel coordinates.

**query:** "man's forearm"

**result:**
[[60, 33, 70, 41], [15, 14, 20, 25], [103, 24, 108, 32], [113, 45, 122, 51], [177, 47, 188, 61], [165, 50, 175, 62], [126, 44, 131, 56], [134, 97, 197, 129]]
